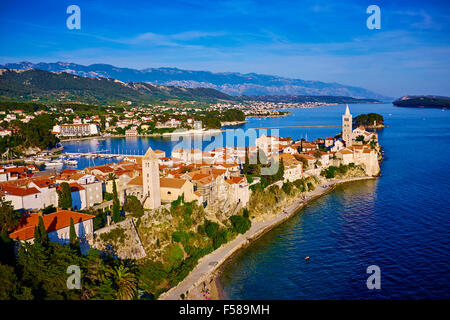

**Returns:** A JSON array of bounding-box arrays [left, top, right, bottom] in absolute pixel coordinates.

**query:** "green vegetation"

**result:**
[[99, 226, 127, 246], [0, 113, 59, 155], [353, 113, 384, 128], [193, 109, 245, 129], [0, 200, 20, 234], [123, 195, 144, 218], [112, 181, 122, 223], [320, 163, 363, 179], [229, 215, 251, 234], [69, 217, 80, 254], [42, 205, 57, 215], [393, 95, 450, 109], [57, 182, 72, 210], [0, 69, 235, 105]]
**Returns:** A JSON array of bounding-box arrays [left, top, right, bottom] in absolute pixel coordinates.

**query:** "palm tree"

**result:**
[[110, 261, 137, 300]]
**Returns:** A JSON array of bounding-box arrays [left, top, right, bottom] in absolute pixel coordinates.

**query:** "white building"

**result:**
[[52, 123, 99, 137], [8, 210, 95, 247], [342, 105, 353, 147]]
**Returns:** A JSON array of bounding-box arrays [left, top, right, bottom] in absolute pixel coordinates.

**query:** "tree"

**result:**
[[0, 200, 21, 234], [58, 182, 72, 209], [30, 216, 49, 248], [110, 262, 137, 300], [230, 215, 251, 234], [356, 135, 365, 142], [0, 263, 20, 299], [123, 196, 144, 218], [42, 205, 57, 215], [69, 217, 80, 254], [112, 180, 121, 223]]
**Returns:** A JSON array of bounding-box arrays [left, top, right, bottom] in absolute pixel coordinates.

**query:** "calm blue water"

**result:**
[[62, 103, 450, 299], [219, 103, 450, 299]]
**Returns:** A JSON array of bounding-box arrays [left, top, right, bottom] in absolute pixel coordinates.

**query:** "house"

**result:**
[[1, 186, 42, 211], [297, 154, 316, 169], [160, 177, 199, 203], [30, 178, 58, 209], [331, 140, 345, 152], [325, 137, 335, 148], [224, 176, 250, 207], [8, 210, 95, 247], [280, 153, 303, 182], [301, 142, 318, 152], [335, 149, 354, 165], [352, 126, 378, 144], [282, 145, 298, 155]]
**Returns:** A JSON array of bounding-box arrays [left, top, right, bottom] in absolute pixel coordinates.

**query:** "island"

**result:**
[[393, 95, 450, 109]]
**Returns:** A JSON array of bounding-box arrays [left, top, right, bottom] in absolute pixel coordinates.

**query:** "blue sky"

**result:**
[[0, 0, 449, 97]]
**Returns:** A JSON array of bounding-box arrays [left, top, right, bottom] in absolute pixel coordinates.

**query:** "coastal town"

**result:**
[[0, 104, 382, 300]]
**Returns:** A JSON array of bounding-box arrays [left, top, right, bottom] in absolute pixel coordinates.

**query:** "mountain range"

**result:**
[[0, 61, 390, 100]]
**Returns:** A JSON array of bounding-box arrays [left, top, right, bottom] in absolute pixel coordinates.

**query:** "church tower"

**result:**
[[142, 147, 161, 209], [342, 104, 353, 147]]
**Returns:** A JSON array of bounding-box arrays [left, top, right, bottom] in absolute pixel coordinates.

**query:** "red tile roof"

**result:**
[[9, 210, 95, 241], [2, 186, 40, 196]]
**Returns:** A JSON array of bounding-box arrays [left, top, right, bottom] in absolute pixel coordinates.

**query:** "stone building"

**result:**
[[142, 147, 161, 209], [342, 105, 353, 147]]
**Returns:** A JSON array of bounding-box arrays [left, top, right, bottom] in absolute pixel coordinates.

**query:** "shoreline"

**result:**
[[159, 175, 376, 300]]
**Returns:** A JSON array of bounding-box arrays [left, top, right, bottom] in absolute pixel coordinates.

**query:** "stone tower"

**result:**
[[142, 147, 161, 209], [342, 104, 353, 147]]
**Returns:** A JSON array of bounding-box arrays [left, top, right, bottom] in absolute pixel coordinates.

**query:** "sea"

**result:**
[[62, 103, 450, 299]]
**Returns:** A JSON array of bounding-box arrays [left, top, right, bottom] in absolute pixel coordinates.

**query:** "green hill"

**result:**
[[0, 69, 234, 105]]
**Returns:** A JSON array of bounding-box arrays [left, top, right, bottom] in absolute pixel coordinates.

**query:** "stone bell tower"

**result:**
[[142, 147, 161, 209], [342, 104, 353, 147]]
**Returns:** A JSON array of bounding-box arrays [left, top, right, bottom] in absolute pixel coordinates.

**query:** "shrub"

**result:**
[[123, 195, 144, 218], [338, 164, 348, 174], [204, 220, 219, 238], [163, 244, 184, 268], [282, 181, 293, 195], [321, 166, 338, 179], [230, 215, 251, 234]]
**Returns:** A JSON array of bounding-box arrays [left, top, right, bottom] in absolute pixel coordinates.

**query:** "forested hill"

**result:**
[[0, 69, 234, 105], [393, 95, 450, 108]]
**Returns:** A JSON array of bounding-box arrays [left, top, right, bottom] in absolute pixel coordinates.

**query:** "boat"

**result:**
[[33, 158, 47, 165], [64, 159, 78, 166], [45, 160, 64, 168]]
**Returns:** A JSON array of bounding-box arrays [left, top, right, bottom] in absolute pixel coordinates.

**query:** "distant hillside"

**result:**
[[1, 61, 390, 100], [0, 69, 234, 105], [393, 95, 450, 108], [241, 95, 379, 104]]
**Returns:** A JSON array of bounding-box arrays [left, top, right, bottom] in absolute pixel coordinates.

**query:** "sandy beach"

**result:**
[[159, 175, 375, 300]]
